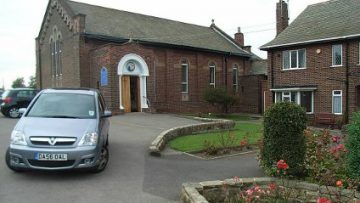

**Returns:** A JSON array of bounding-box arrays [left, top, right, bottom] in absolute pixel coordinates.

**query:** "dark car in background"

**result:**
[[1, 88, 38, 118], [0, 90, 4, 103]]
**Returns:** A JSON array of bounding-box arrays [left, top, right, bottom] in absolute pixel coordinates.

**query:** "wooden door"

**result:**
[[122, 76, 131, 113]]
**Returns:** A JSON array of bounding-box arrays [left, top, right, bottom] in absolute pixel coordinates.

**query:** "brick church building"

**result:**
[[36, 0, 267, 114]]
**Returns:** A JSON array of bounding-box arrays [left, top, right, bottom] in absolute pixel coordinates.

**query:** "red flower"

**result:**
[[336, 144, 345, 151], [240, 139, 248, 146], [317, 197, 331, 203], [277, 159, 289, 170], [268, 182, 277, 190], [336, 180, 343, 187], [331, 135, 341, 143]]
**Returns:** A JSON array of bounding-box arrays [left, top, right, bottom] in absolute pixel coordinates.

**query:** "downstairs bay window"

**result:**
[[274, 91, 314, 113]]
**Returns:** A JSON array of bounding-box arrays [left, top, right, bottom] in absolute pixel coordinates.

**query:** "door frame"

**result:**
[[118, 53, 149, 112]]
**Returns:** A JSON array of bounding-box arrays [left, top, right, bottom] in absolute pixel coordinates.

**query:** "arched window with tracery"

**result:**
[[49, 26, 63, 87]]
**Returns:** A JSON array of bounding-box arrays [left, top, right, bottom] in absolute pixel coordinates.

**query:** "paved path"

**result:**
[[0, 113, 263, 203]]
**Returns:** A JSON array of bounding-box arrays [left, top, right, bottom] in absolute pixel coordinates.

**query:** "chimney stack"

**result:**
[[276, 0, 289, 36], [234, 27, 244, 47]]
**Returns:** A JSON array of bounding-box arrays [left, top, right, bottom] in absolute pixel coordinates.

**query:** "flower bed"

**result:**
[[181, 177, 360, 203]]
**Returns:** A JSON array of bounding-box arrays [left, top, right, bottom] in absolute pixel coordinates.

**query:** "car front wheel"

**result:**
[[8, 107, 20, 118], [89, 146, 109, 173]]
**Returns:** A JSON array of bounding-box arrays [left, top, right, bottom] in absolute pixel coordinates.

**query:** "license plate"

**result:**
[[35, 153, 68, 161]]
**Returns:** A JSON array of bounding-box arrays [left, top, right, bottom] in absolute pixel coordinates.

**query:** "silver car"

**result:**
[[5, 88, 111, 173]]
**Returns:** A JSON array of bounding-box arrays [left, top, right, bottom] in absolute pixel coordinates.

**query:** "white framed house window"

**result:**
[[332, 44, 342, 66], [332, 90, 342, 114], [181, 60, 188, 93], [283, 49, 306, 70], [275, 91, 314, 113], [209, 62, 216, 88], [232, 64, 239, 92]]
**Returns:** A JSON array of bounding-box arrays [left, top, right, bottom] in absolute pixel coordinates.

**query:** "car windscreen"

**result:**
[[26, 93, 97, 119]]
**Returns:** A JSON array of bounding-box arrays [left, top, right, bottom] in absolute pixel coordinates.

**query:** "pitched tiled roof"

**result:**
[[62, 0, 251, 57], [261, 0, 360, 49]]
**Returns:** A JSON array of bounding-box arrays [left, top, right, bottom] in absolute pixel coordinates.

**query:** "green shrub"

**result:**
[[346, 111, 360, 179], [203, 87, 238, 113], [260, 102, 307, 177]]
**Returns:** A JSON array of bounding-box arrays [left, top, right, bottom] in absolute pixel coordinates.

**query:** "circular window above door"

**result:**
[[126, 62, 136, 72]]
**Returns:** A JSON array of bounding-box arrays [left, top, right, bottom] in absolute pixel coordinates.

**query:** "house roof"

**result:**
[[250, 60, 267, 75], [261, 0, 360, 50], [60, 0, 251, 57]]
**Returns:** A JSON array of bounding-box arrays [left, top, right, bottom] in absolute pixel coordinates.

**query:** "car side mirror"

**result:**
[[102, 110, 112, 118], [19, 108, 27, 114]]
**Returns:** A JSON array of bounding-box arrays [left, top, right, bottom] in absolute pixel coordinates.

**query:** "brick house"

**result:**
[[36, 0, 267, 114], [261, 0, 360, 123]]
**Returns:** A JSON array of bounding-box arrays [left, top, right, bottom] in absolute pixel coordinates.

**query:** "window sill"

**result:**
[[281, 68, 307, 71], [330, 65, 343, 68], [333, 113, 343, 115], [306, 112, 314, 115]]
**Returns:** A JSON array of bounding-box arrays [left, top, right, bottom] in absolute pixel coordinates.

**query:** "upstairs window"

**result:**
[[181, 60, 188, 93], [232, 64, 239, 92], [209, 62, 216, 88], [332, 44, 342, 66], [283, 49, 306, 70]]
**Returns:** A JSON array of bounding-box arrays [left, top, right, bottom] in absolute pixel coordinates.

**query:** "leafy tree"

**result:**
[[203, 87, 238, 113], [28, 76, 36, 89], [11, 77, 26, 88]]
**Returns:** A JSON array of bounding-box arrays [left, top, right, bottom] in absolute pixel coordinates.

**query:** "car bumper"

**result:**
[[8, 145, 101, 170]]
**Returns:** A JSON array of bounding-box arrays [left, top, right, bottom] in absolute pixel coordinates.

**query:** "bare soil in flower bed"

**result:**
[[187, 145, 258, 159]]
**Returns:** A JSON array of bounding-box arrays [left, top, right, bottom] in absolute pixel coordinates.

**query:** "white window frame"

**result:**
[[282, 49, 306, 70], [332, 44, 343, 67], [332, 90, 342, 115], [209, 65, 216, 88], [274, 91, 314, 114], [181, 62, 189, 93]]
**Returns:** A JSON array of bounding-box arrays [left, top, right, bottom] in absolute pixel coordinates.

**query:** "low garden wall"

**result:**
[[181, 177, 360, 203], [149, 117, 235, 156]]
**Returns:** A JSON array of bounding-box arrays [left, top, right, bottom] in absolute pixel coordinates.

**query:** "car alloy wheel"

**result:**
[[8, 107, 20, 118], [91, 146, 109, 173]]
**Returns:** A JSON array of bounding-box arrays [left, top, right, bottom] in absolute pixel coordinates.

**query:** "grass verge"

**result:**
[[169, 122, 262, 152]]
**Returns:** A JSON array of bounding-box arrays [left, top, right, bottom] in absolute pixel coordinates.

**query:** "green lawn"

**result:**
[[169, 122, 263, 152]]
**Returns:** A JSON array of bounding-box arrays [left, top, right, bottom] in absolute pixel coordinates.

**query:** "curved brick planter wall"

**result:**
[[149, 117, 235, 156], [180, 177, 360, 203]]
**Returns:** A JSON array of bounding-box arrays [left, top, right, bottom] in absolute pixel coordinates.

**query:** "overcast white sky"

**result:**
[[0, 0, 327, 89]]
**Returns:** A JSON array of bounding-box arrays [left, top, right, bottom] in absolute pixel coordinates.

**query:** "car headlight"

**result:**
[[78, 132, 98, 146], [11, 130, 27, 146]]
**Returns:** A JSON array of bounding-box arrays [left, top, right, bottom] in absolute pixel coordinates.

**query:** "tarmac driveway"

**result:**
[[0, 113, 263, 203]]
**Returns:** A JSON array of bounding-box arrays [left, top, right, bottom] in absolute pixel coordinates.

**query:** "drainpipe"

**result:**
[[345, 42, 350, 123]]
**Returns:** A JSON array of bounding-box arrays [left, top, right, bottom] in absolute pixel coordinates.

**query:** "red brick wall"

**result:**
[[266, 39, 360, 121], [37, 4, 81, 89], [87, 42, 263, 114]]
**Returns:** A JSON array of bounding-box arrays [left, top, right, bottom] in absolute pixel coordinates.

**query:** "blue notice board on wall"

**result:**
[[100, 67, 108, 86]]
